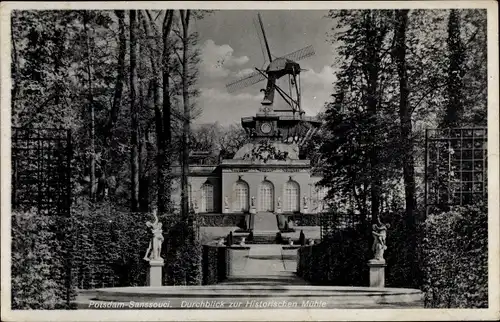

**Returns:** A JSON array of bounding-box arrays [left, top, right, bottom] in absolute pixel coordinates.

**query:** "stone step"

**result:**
[[246, 235, 278, 244], [252, 212, 278, 231]]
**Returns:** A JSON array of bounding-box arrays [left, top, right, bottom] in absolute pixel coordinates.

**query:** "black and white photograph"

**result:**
[[1, 1, 498, 321]]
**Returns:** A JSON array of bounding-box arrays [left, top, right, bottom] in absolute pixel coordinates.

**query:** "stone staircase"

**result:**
[[245, 212, 279, 244], [252, 212, 278, 232], [248, 233, 277, 244]]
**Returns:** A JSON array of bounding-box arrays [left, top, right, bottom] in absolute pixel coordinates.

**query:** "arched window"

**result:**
[[233, 181, 249, 212], [258, 181, 274, 212], [201, 183, 214, 213], [284, 180, 300, 212], [316, 186, 328, 212]]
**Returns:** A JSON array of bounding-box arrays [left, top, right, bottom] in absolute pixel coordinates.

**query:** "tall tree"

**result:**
[[363, 11, 391, 225], [393, 8, 418, 285], [442, 9, 466, 127], [179, 9, 191, 218], [159, 10, 175, 214], [82, 11, 97, 201], [321, 10, 395, 225], [103, 10, 126, 153], [129, 10, 140, 211]]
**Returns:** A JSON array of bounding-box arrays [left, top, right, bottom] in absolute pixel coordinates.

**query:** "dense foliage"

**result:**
[[319, 9, 487, 219], [202, 245, 227, 285], [11, 209, 76, 309], [71, 201, 203, 288], [297, 226, 370, 286], [10, 8, 489, 308], [11, 10, 209, 211], [422, 203, 487, 308], [316, 8, 487, 289]]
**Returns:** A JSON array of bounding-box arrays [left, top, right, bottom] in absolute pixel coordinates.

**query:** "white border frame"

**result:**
[[1, 1, 498, 321]]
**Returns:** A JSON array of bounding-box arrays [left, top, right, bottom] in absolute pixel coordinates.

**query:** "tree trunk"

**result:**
[[180, 10, 191, 219], [395, 9, 418, 286], [100, 10, 126, 197], [129, 10, 140, 212], [158, 10, 174, 214], [442, 9, 465, 127], [11, 25, 19, 106], [365, 17, 382, 225], [142, 10, 174, 214], [104, 10, 126, 141], [83, 11, 96, 201]]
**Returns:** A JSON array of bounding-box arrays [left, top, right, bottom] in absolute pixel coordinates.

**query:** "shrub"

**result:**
[[297, 226, 370, 286], [422, 203, 487, 308], [275, 232, 283, 244], [299, 230, 305, 246], [163, 218, 202, 286], [71, 201, 149, 289], [11, 208, 76, 309], [71, 200, 202, 289], [247, 231, 254, 242], [226, 232, 234, 246], [384, 209, 424, 288], [202, 245, 227, 285]]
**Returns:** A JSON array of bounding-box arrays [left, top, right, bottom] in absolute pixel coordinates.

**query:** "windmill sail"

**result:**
[[280, 45, 315, 62], [226, 71, 266, 93], [226, 45, 315, 93]]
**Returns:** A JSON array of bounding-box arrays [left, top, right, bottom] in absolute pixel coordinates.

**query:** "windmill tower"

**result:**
[[226, 13, 320, 147]]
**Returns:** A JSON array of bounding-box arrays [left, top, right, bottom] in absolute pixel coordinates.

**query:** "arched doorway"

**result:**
[[258, 181, 274, 212], [284, 180, 300, 212]]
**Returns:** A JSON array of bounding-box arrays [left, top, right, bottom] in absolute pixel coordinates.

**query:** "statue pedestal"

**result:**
[[250, 207, 256, 214], [276, 207, 282, 214], [148, 258, 164, 287], [368, 259, 386, 288], [224, 207, 229, 214], [303, 206, 309, 214]]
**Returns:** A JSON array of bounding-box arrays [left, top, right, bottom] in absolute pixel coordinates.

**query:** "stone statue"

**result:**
[[277, 197, 282, 208], [224, 196, 229, 208], [144, 209, 164, 261], [371, 221, 390, 261], [251, 196, 255, 207], [218, 237, 225, 246], [303, 195, 308, 207], [193, 199, 198, 209]]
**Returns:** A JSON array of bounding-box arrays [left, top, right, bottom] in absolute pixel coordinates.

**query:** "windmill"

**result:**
[[226, 13, 316, 116]]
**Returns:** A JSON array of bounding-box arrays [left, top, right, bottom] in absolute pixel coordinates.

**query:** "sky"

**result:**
[[191, 10, 339, 126]]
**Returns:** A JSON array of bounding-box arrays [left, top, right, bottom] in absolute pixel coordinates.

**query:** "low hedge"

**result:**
[[202, 245, 227, 285], [197, 214, 247, 227], [296, 215, 416, 288], [71, 200, 202, 288], [11, 208, 76, 309], [297, 226, 370, 286], [289, 214, 321, 226], [163, 217, 202, 286], [422, 203, 487, 308]]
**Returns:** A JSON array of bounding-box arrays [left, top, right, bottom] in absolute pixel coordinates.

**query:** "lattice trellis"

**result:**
[[11, 127, 73, 306], [320, 212, 363, 241], [11, 127, 72, 214], [425, 127, 487, 210]]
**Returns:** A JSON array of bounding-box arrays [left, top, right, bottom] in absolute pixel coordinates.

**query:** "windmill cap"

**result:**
[[267, 57, 301, 72]]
